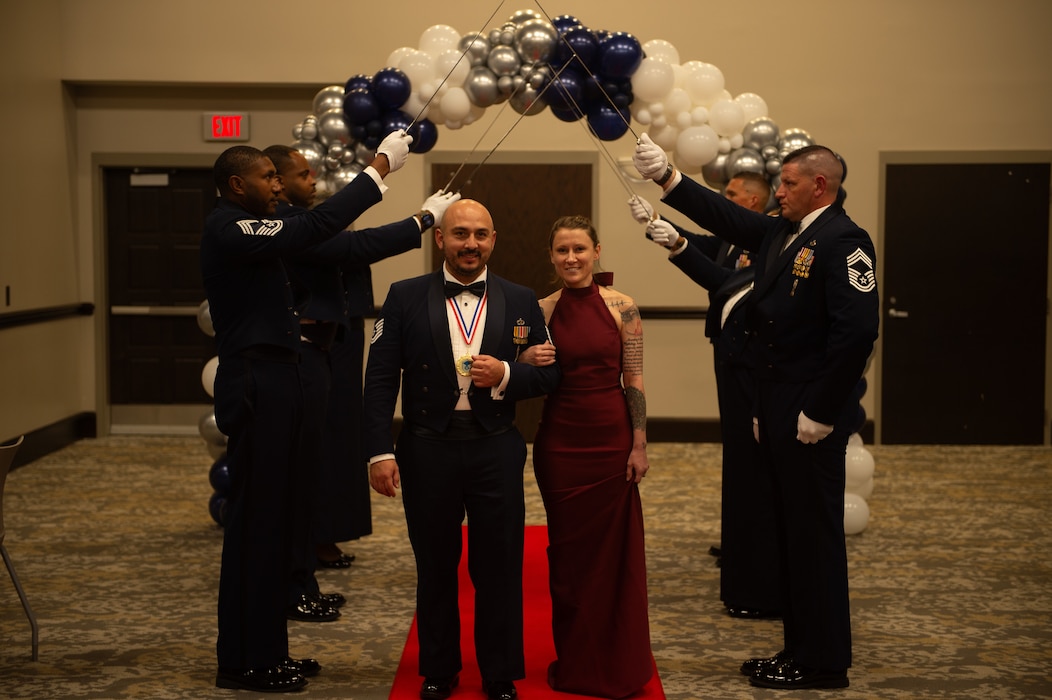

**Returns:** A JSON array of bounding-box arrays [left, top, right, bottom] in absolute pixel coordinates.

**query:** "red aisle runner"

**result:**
[[388, 525, 665, 699]]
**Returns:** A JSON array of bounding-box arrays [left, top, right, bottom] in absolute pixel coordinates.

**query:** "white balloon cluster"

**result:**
[[844, 433, 875, 535]]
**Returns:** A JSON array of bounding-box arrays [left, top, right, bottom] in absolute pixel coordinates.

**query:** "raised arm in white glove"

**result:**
[[633, 133, 668, 181], [421, 189, 461, 226], [646, 219, 680, 249], [376, 130, 412, 173], [628, 195, 656, 224]]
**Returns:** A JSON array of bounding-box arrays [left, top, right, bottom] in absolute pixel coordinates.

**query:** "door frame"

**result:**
[[876, 150, 1052, 445]]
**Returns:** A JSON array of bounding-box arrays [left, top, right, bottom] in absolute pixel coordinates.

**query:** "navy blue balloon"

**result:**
[[552, 14, 581, 33], [350, 124, 367, 141], [208, 492, 228, 527], [550, 105, 584, 123], [371, 67, 412, 111], [408, 118, 438, 154], [344, 73, 372, 93], [556, 27, 599, 73], [342, 87, 380, 126], [381, 110, 413, 138], [587, 102, 630, 141], [546, 69, 584, 111], [597, 32, 643, 79], [852, 403, 867, 434], [208, 456, 231, 494]]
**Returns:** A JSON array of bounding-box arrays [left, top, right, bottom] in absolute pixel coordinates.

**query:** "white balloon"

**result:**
[[440, 87, 472, 121], [419, 24, 462, 56], [631, 57, 675, 103], [844, 493, 870, 535], [709, 98, 746, 137], [848, 432, 864, 447], [735, 92, 769, 122], [680, 61, 724, 106], [641, 38, 680, 64], [386, 46, 418, 69], [435, 48, 470, 88], [201, 356, 219, 398], [398, 50, 436, 92], [674, 124, 719, 167], [845, 445, 876, 489], [847, 476, 874, 500], [649, 124, 680, 151]]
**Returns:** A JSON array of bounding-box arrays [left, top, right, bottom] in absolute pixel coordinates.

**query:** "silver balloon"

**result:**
[[510, 84, 547, 115], [497, 75, 515, 97], [328, 143, 345, 160], [487, 45, 521, 76], [765, 157, 783, 175], [500, 28, 515, 46], [528, 66, 550, 90], [701, 152, 731, 189], [292, 139, 326, 175], [331, 163, 363, 189], [353, 140, 373, 164], [742, 117, 779, 152], [761, 144, 779, 160], [514, 18, 556, 64], [724, 148, 766, 178], [509, 8, 542, 24], [301, 115, 319, 141], [459, 32, 491, 67], [196, 300, 214, 337], [198, 410, 227, 447], [778, 128, 814, 157], [292, 123, 303, 140], [488, 28, 503, 46], [464, 66, 500, 107], [312, 85, 345, 116], [316, 109, 350, 147]]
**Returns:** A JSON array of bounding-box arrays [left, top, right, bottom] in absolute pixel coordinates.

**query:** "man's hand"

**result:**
[[369, 459, 400, 497], [647, 219, 681, 249], [633, 132, 668, 180], [797, 411, 834, 444], [469, 354, 505, 387], [421, 189, 460, 226], [628, 196, 655, 224], [517, 341, 556, 367], [376, 130, 412, 173]]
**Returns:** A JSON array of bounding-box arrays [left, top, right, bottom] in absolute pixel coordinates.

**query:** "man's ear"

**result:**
[[228, 175, 246, 195]]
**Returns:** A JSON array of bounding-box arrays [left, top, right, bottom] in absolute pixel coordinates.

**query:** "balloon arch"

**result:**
[[287, 9, 818, 201]]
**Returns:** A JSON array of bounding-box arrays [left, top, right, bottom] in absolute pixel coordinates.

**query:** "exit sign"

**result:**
[[203, 113, 250, 141]]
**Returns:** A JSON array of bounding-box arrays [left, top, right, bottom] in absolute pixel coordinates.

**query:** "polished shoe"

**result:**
[[749, 660, 849, 689], [708, 544, 722, 557], [283, 656, 321, 677], [216, 665, 307, 692], [317, 552, 354, 569], [420, 674, 459, 699], [740, 649, 791, 676], [312, 591, 346, 608], [483, 680, 517, 700], [287, 594, 341, 622], [726, 606, 781, 619]]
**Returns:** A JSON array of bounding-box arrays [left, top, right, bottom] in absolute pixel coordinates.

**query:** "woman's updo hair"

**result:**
[[548, 215, 598, 249]]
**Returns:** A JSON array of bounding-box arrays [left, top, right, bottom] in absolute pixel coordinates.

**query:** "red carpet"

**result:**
[[389, 525, 665, 699]]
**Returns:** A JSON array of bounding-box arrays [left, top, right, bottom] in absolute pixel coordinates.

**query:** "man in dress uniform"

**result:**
[[202, 130, 410, 693], [363, 199, 561, 700], [635, 137, 878, 690]]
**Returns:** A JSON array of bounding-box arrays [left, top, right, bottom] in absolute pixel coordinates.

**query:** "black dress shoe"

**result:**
[[312, 591, 346, 608], [283, 656, 321, 677], [216, 665, 307, 692], [749, 660, 849, 689], [318, 553, 355, 569], [708, 545, 722, 557], [287, 594, 340, 622], [726, 606, 781, 619], [420, 674, 458, 699], [740, 649, 790, 676], [483, 680, 517, 700]]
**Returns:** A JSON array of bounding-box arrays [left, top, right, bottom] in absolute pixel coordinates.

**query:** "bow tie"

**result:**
[[444, 280, 486, 298]]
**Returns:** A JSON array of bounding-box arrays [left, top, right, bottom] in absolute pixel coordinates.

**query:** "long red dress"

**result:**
[[533, 281, 653, 698]]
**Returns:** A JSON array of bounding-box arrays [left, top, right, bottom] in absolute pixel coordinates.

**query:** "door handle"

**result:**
[[887, 308, 909, 318]]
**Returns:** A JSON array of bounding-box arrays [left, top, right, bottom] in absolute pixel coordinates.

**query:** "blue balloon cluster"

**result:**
[[341, 70, 438, 153], [208, 455, 231, 527]]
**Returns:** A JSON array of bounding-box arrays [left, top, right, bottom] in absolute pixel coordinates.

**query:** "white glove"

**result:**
[[647, 219, 680, 249], [797, 411, 834, 444], [421, 189, 460, 226], [376, 130, 412, 173], [628, 196, 655, 224], [633, 133, 668, 181]]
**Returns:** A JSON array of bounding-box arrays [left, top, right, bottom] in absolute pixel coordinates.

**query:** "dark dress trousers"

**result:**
[[363, 270, 560, 681], [663, 176, 879, 671]]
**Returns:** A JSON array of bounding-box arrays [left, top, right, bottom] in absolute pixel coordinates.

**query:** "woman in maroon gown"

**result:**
[[521, 215, 653, 698]]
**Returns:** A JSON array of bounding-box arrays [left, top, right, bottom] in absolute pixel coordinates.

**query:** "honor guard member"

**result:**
[[635, 137, 878, 690], [203, 130, 410, 693]]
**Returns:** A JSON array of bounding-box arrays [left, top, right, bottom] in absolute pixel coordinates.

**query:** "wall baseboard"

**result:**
[[6, 413, 97, 471]]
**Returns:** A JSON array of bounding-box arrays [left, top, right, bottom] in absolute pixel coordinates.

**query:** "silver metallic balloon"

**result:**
[[292, 139, 326, 175], [765, 157, 782, 175], [198, 410, 227, 447], [459, 32, 491, 67], [778, 128, 814, 157], [206, 442, 226, 461], [312, 85, 345, 116], [701, 152, 731, 189], [514, 18, 556, 64], [316, 109, 350, 147], [487, 45, 521, 76], [488, 28, 503, 46], [528, 66, 550, 90], [510, 83, 547, 115], [292, 123, 303, 140], [353, 140, 373, 164], [331, 163, 363, 189], [464, 65, 500, 107], [300, 115, 319, 141], [724, 148, 766, 178], [196, 300, 214, 337], [742, 117, 779, 152], [509, 8, 542, 25], [761, 144, 780, 160]]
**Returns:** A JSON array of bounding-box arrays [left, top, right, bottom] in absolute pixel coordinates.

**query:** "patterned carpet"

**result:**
[[0, 437, 1050, 699]]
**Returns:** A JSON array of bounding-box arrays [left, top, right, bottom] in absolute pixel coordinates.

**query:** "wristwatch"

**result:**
[[417, 210, 435, 231]]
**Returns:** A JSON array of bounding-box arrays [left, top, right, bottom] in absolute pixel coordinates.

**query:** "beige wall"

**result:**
[[2, 0, 1050, 438]]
